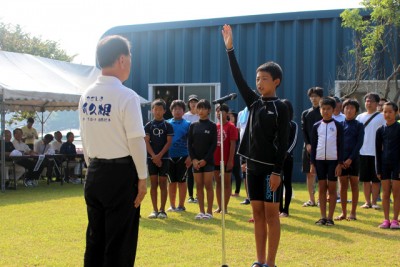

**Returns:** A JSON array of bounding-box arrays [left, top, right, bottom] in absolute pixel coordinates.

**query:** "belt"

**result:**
[[90, 156, 132, 164]]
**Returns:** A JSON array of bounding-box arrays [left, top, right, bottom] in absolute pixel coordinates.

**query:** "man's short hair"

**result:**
[[364, 92, 380, 103], [342, 98, 360, 113], [151, 99, 166, 110], [196, 99, 211, 110], [44, 134, 54, 142], [384, 101, 399, 113], [66, 132, 74, 139], [54, 131, 61, 136], [27, 117, 34, 123], [307, 87, 324, 97], [256, 61, 283, 88], [319, 97, 336, 109], [13, 128, 22, 135], [216, 103, 230, 113], [170, 100, 186, 112], [96, 35, 131, 68]]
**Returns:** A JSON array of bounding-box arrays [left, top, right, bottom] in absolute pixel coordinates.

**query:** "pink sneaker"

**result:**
[[379, 220, 390, 229], [390, 220, 400, 229]]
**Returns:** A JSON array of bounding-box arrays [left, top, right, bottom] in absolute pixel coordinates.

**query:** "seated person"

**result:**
[[34, 134, 61, 182], [60, 132, 80, 184], [50, 131, 63, 153], [0, 130, 26, 186], [11, 128, 43, 187]]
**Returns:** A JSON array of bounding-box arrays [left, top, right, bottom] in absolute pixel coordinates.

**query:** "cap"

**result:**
[[188, 94, 199, 102]]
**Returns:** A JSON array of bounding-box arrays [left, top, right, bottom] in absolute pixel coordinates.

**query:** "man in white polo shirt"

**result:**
[[79, 35, 147, 267]]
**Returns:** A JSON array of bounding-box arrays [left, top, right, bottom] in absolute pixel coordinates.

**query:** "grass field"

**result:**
[[0, 182, 399, 267]]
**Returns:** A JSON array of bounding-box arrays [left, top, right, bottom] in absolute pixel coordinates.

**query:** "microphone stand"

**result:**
[[219, 109, 228, 267]]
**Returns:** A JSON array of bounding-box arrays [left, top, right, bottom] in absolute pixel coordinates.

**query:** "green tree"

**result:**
[[0, 21, 76, 125], [340, 0, 400, 101]]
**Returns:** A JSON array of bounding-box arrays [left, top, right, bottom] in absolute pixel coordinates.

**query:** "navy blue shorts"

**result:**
[[147, 159, 169, 176], [380, 164, 400, 181], [315, 160, 338, 182], [246, 160, 282, 203], [340, 160, 359, 177], [359, 155, 380, 183], [192, 163, 214, 173], [168, 157, 188, 183]]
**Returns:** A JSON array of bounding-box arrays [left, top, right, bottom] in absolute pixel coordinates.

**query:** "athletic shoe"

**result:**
[[148, 211, 158, 219], [241, 198, 250, 205], [325, 219, 335, 226], [279, 212, 288, 218], [372, 204, 380, 210], [390, 220, 400, 229], [195, 213, 205, 219], [302, 200, 316, 207], [24, 179, 33, 187], [361, 203, 372, 209], [203, 213, 213, 219], [71, 178, 81, 184], [157, 211, 167, 219], [315, 218, 327, 225], [188, 197, 197, 203], [175, 206, 186, 212], [378, 220, 390, 229], [167, 206, 176, 212]]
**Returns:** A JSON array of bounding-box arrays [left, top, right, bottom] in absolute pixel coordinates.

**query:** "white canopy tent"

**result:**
[[0, 51, 149, 191]]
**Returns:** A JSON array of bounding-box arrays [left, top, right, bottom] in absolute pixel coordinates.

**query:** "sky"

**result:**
[[1, 0, 362, 66]]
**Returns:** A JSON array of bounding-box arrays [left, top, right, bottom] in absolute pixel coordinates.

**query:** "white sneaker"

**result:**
[[157, 211, 167, 219], [148, 211, 158, 219], [372, 204, 380, 210], [195, 213, 205, 219], [167, 206, 176, 212]]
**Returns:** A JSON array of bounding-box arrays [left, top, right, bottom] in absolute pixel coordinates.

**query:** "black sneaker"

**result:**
[[315, 218, 327, 225], [325, 219, 335, 226], [241, 198, 250, 205]]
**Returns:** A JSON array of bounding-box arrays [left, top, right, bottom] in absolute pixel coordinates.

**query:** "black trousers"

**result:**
[[279, 155, 293, 214], [84, 159, 140, 267], [187, 168, 194, 198]]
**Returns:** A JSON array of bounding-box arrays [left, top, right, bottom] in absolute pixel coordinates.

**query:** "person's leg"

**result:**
[[204, 171, 215, 215], [232, 155, 242, 195], [168, 182, 178, 209], [178, 181, 187, 208], [318, 180, 328, 219], [327, 181, 337, 221], [187, 168, 195, 199], [252, 201, 267, 264], [194, 172, 205, 214], [307, 173, 316, 204], [338, 176, 348, 218], [392, 180, 400, 221], [349, 176, 359, 219], [381, 180, 391, 221], [371, 182, 381, 207], [159, 176, 168, 212], [265, 202, 280, 267], [282, 157, 293, 214], [363, 182, 372, 206], [223, 172, 232, 212], [149, 175, 159, 212], [214, 170, 222, 212]]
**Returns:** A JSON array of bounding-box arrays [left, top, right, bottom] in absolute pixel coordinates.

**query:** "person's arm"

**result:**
[[127, 137, 147, 208], [287, 121, 298, 154], [222, 24, 258, 108], [154, 123, 174, 160], [350, 122, 365, 161], [203, 122, 218, 165], [375, 127, 383, 178], [310, 124, 318, 167], [335, 121, 344, 177], [34, 129, 38, 139], [227, 123, 238, 171]]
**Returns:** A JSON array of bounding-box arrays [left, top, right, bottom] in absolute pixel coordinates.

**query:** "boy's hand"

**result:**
[[185, 156, 192, 168], [192, 159, 200, 170], [343, 159, 352, 169], [226, 160, 234, 172], [269, 173, 281, 192], [198, 159, 207, 168], [335, 164, 342, 177], [221, 24, 233, 50], [377, 174, 381, 181], [306, 144, 311, 153], [241, 163, 247, 173]]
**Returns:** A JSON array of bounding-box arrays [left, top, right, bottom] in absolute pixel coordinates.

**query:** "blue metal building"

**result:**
[[102, 9, 355, 182]]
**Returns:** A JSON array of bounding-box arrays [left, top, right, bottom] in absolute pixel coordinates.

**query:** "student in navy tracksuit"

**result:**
[[310, 97, 344, 227], [336, 99, 364, 221], [375, 101, 400, 229], [223, 24, 289, 267]]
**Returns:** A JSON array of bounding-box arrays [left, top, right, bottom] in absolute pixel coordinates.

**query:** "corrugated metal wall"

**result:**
[[102, 9, 355, 182]]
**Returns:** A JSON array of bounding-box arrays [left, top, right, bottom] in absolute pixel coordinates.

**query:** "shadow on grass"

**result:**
[[0, 180, 84, 206]]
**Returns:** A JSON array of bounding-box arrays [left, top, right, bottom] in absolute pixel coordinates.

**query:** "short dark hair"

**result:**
[[170, 100, 186, 112], [96, 35, 131, 68], [13, 128, 22, 135], [151, 99, 166, 110], [342, 98, 360, 113], [380, 98, 388, 102], [27, 117, 34, 123], [319, 97, 336, 109], [282, 99, 294, 121], [196, 99, 211, 110], [256, 61, 283, 88], [364, 92, 380, 103], [307, 87, 324, 97], [54, 131, 61, 136], [384, 101, 399, 113], [66, 132, 74, 139], [44, 134, 54, 142], [216, 103, 230, 113]]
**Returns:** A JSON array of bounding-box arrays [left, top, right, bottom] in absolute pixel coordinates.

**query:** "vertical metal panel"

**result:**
[[103, 10, 361, 182]]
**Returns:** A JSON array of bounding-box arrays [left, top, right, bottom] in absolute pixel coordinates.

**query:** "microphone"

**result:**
[[212, 93, 237, 104]]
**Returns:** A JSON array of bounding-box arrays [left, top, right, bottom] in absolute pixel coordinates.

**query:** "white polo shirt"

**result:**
[[79, 76, 146, 175], [356, 112, 385, 156], [12, 139, 31, 154]]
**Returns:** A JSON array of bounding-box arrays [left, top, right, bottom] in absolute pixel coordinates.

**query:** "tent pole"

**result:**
[[1, 95, 6, 192]]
